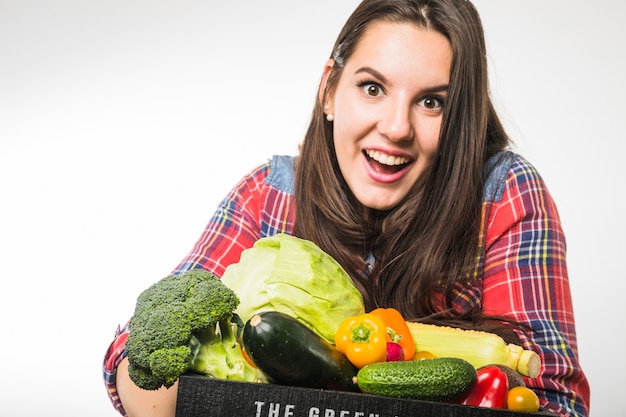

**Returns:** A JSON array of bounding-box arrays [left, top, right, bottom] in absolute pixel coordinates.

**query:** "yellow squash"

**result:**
[[406, 321, 540, 378]]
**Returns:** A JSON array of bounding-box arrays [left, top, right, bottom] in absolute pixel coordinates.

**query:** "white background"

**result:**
[[1, 1, 623, 416]]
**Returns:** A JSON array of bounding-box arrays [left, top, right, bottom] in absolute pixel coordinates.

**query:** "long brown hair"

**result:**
[[294, 0, 509, 320]]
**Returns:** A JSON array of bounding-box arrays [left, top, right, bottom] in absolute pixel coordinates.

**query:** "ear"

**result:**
[[318, 58, 335, 109]]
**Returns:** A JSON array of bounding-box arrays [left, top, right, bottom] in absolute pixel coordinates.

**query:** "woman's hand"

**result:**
[[116, 358, 178, 417]]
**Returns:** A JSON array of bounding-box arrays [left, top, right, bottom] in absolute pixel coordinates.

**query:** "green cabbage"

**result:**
[[220, 233, 365, 343]]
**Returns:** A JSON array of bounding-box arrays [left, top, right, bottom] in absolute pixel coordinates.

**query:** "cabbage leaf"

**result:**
[[221, 233, 365, 343]]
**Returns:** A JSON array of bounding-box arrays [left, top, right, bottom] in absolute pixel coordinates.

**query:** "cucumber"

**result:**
[[356, 357, 477, 401], [242, 311, 359, 392]]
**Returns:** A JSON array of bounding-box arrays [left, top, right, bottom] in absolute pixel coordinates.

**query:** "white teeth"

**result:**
[[365, 150, 409, 166]]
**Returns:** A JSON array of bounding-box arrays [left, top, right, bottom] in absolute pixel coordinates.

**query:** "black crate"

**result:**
[[176, 375, 557, 417]]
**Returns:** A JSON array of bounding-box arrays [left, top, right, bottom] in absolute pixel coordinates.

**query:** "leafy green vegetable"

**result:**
[[221, 234, 365, 343], [125, 270, 265, 390]]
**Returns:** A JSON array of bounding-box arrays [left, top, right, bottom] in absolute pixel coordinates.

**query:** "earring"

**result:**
[[324, 104, 334, 122]]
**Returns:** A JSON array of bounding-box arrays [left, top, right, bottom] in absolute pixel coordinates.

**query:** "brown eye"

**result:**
[[419, 96, 444, 110], [360, 83, 383, 97], [366, 85, 380, 96]]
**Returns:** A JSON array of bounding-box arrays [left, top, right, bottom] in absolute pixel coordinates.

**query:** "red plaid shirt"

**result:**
[[103, 152, 589, 417]]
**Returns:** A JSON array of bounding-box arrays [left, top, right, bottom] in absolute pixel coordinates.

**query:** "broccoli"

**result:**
[[125, 269, 265, 390]]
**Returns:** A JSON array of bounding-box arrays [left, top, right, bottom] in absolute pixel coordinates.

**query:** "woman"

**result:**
[[103, 0, 590, 416]]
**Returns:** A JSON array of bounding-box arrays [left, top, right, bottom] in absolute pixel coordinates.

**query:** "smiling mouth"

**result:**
[[364, 149, 412, 174]]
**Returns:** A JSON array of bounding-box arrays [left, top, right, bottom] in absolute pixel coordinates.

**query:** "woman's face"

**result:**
[[325, 21, 452, 211]]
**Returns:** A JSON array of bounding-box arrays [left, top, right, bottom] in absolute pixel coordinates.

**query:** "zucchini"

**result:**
[[242, 311, 359, 392], [356, 357, 477, 401]]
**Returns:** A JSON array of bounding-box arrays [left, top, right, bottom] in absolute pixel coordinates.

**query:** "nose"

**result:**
[[377, 99, 414, 142]]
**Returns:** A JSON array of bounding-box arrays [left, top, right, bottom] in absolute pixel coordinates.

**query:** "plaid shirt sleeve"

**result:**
[[102, 156, 296, 415], [481, 154, 590, 417], [102, 323, 129, 416], [172, 155, 296, 276]]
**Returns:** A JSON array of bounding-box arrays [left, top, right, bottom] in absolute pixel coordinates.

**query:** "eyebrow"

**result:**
[[355, 66, 389, 84], [354, 66, 449, 94]]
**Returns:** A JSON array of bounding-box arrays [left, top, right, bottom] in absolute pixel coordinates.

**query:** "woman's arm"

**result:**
[[102, 163, 268, 416], [481, 156, 590, 416], [103, 157, 296, 416]]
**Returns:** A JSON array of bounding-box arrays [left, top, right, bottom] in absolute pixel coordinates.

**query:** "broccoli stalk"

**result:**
[[125, 270, 265, 390], [189, 317, 259, 381]]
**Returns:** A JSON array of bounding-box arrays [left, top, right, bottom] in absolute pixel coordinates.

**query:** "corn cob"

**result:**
[[406, 321, 540, 378]]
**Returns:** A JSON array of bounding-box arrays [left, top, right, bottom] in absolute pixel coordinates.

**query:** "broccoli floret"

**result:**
[[125, 269, 265, 390]]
